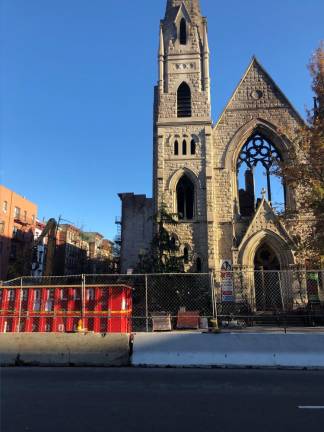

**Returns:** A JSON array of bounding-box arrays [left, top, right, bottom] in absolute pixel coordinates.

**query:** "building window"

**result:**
[[32, 215, 35, 224], [24, 210, 27, 221], [177, 82, 192, 118], [39, 251, 44, 263], [12, 226, 18, 237], [45, 289, 54, 312], [170, 234, 179, 251], [14, 207, 21, 219], [61, 289, 67, 300], [183, 247, 189, 264], [87, 288, 95, 301], [22, 289, 28, 302], [176, 175, 195, 220], [182, 140, 187, 155], [0, 221, 4, 234], [179, 18, 187, 45], [191, 139, 196, 155], [33, 289, 41, 311], [174, 140, 179, 155], [170, 236, 176, 249], [3, 201, 8, 213], [73, 289, 81, 300]]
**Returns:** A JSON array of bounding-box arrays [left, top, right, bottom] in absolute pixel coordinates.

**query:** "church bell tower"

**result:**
[[153, 0, 215, 272]]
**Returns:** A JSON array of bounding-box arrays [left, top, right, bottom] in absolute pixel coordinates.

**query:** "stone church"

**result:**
[[119, 0, 307, 274]]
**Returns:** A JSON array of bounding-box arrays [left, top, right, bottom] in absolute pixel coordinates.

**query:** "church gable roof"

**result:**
[[238, 198, 295, 250], [215, 57, 304, 128]]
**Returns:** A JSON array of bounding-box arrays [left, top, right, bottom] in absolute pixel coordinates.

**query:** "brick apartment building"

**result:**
[[0, 186, 116, 279], [31, 219, 47, 277], [0, 185, 37, 280], [55, 224, 90, 275], [55, 225, 115, 275], [84, 233, 115, 274]]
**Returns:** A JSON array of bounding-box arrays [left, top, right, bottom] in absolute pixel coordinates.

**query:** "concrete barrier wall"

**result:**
[[132, 332, 324, 368], [2, 332, 324, 369], [0, 333, 130, 366]]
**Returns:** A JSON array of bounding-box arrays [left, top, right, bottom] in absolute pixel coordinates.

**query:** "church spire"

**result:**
[[165, 0, 201, 19]]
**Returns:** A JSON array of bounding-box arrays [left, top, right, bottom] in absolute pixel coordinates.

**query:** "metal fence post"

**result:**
[[210, 272, 216, 319], [145, 274, 149, 332], [278, 271, 285, 312], [81, 274, 85, 327], [17, 277, 23, 333], [278, 271, 287, 334]]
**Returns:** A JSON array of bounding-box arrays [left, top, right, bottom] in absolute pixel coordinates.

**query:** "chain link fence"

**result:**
[[214, 269, 324, 328], [0, 270, 324, 332]]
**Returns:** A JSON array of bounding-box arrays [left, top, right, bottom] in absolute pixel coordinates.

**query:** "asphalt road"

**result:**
[[1, 368, 324, 432]]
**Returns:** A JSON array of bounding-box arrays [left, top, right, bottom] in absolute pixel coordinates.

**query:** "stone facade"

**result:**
[[118, 194, 153, 273], [119, 0, 310, 273]]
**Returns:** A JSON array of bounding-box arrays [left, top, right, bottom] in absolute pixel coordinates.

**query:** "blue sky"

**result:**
[[1, 0, 323, 239]]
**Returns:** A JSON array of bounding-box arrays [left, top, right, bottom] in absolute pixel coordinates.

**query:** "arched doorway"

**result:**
[[254, 243, 282, 311]]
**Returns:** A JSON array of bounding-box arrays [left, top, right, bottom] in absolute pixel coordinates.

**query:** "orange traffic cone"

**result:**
[[77, 319, 83, 332]]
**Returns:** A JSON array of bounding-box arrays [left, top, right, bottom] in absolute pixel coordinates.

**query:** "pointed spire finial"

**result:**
[[159, 25, 164, 56], [261, 188, 267, 200], [158, 25, 165, 93], [165, 0, 201, 18], [203, 18, 209, 54]]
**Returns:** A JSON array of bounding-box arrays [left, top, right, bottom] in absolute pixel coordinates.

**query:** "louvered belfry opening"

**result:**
[[177, 82, 192, 117]]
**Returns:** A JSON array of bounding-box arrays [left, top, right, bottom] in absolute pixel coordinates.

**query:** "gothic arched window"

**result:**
[[177, 82, 192, 118], [182, 140, 187, 155], [179, 18, 187, 45], [170, 234, 178, 250], [174, 140, 179, 155], [176, 175, 195, 220], [191, 139, 196, 155], [237, 133, 284, 216]]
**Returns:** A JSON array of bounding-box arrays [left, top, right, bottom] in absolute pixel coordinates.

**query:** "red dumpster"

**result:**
[[84, 285, 133, 333], [0, 284, 133, 334]]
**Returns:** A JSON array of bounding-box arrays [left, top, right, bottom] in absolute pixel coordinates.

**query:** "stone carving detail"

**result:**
[[251, 90, 263, 100], [175, 63, 196, 71]]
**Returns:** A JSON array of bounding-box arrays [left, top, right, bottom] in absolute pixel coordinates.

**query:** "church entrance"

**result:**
[[254, 244, 283, 311]]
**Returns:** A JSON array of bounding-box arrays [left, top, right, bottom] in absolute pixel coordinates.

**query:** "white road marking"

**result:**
[[298, 406, 324, 410]]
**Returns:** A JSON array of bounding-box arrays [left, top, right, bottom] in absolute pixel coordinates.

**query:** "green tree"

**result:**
[[276, 43, 324, 266], [135, 203, 185, 273]]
